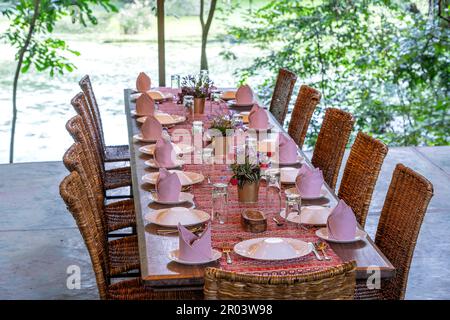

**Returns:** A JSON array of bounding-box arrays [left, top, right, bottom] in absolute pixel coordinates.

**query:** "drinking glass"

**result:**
[[191, 120, 203, 163], [232, 113, 243, 128], [192, 120, 203, 135], [183, 95, 194, 121], [210, 89, 221, 113], [266, 173, 281, 217], [203, 148, 214, 164], [171, 74, 181, 89], [203, 148, 214, 184], [284, 193, 302, 222], [246, 137, 258, 163], [212, 183, 228, 224], [211, 90, 221, 103], [259, 151, 271, 179]]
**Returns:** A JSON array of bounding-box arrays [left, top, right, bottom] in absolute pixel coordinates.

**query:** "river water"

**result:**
[[0, 41, 260, 164]]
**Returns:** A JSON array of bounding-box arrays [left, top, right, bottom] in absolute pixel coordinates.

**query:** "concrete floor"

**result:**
[[0, 146, 449, 299]]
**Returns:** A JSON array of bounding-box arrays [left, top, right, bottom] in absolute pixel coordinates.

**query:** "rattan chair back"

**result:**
[[287, 85, 321, 149], [375, 163, 433, 299], [311, 108, 354, 190], [338, 131, 388, 227], [204, 261, 356, 300], [269, 68, 297, 125]]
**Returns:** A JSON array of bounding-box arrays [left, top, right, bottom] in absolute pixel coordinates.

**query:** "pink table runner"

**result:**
[[143, 88, 343, 275]]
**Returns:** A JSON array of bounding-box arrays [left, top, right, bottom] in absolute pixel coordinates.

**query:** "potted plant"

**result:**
[[230, 157, 261, 203], [181, 74, 213, 114], [208, 113, 234, 156]]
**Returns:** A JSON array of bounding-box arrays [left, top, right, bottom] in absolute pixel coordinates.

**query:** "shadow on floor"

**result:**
[[1, 146, 449, 299]]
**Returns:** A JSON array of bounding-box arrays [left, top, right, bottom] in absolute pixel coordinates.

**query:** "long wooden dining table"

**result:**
[[124, 87, 395, 292]]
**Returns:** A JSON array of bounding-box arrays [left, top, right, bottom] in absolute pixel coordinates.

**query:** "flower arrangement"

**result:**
[[230, 156, 261, 188], [181, 74, 213, 99], [208, 113, 234, 136]]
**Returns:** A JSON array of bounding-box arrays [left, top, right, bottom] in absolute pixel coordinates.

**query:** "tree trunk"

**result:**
[[10, 0, 41, 163], [199, 0, 217, 71]]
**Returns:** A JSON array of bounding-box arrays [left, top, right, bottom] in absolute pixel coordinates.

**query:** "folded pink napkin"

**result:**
[[235, 84, 254, 104], [278, 133, 298, 163], [136, 93, 155, 116], [177, 222, 212, 261], [327, 200, 357, 240], [141, 115, 162, 140], [154, 136, 177, 167], [156, 168, 181, 202], [248, 104, 269, 130], [295, 165, 324, 198], [136, 72, 151, 93]]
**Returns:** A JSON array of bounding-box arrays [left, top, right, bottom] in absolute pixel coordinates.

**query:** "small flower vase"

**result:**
[[212, 135, 228, 156], [237, 181, 260, 203], [194, 97, 206, 114]]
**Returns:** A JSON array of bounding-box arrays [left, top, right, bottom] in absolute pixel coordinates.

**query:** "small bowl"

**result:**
[[248, 237, 297, 260], [241, 210, 267, 233]]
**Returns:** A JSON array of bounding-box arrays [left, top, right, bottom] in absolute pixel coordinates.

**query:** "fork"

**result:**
[[308, 242, 323, 261], [316, 241, 331, 261], [222, 243, 233, 264]]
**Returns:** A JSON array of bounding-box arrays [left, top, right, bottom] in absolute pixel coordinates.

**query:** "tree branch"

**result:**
[[200, 0, 205, 28], [10, 0, 41, 163], [204, 0, 217, 36]]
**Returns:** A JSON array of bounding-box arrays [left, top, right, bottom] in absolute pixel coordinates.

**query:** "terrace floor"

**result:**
[[0, 146, 449, 299]]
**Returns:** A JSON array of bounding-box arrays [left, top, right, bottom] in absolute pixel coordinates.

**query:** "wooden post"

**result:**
[[157, 0, 166, 86]]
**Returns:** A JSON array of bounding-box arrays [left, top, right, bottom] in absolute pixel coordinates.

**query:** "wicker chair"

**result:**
[[287, 85, 321, 149], [204, 261, 356, 300], [269, 68, 297, 125], [337, 131, 388, 228], [374, 164, 433, 299], [79, 75, 130, 162], [60, 171, 203, 300], [311, 108, 355, 190], [70, 93, 131, 196], [63, 141, 136, 234]]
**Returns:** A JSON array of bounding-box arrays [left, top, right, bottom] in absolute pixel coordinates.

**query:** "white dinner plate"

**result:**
[[145, 207, 210, 227], [144, 158, 184, 169], [280, 206, 333, 226], [147, 91, 173, 101], [169, 249, 222, 265], [142, 170, 204, 186], [136, 114, 186, 126], [262, 167, 299, 184], [244, 123, 275, 132], [285, 186, 329, 200], [150, 192, 194, 205], [228, 100, 257, 107], [131, 91, 173, 103], [139, 143, 193, 156], [220, 91, 236, 101], [233, 237, 311, 261], [134, 133, 162, 143], [271, 155, 305, 166], [315, 228, 367, 243]]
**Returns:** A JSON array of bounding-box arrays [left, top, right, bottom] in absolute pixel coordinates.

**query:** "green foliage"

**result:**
[[1, 0, 117, 76], [224, 0, 450, 147], [118, 0, 152, 35], [231, 156, 261, 188]]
